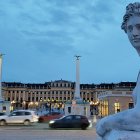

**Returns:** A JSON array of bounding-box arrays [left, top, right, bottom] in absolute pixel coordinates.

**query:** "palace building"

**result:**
[[1, 80, 136, 117]]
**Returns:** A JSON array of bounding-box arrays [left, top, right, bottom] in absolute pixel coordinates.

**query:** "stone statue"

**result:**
[[96, 2, 140, 140]]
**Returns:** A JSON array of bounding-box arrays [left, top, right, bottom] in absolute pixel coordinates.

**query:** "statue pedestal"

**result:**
[[65, 99, 90, 118], [97, 130, 140, 140]]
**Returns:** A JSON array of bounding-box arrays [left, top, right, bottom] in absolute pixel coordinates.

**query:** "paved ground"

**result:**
[[0, 123, 99, 140], [0, 116, 100, 140], [0, 129, 98, 140]]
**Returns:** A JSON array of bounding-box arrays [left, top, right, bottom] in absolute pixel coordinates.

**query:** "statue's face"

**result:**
[[127, 15, 140, 52]]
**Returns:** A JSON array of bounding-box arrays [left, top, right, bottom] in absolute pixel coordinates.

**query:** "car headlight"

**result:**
[[49, 120, 55, 124], [88, 120, 92, 128], [88, 120, 91, 123]]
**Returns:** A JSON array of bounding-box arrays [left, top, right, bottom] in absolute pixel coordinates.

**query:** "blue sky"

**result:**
[[0, 0, 140, 84]]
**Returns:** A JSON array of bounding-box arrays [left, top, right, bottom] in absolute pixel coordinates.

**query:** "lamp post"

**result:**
[[90, 101, 99, 123], [90, 100, 99, 115], [49, 99, 54, 114], [11, 100, 16, 111]]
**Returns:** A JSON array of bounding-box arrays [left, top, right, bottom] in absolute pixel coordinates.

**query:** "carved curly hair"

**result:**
[[121, 2, 140, 33]]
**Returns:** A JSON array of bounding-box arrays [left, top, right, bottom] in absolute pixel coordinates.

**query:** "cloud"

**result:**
[[0, 0, 126, 58], [0, 0, 119, 45], [0, 0, 138, 83]]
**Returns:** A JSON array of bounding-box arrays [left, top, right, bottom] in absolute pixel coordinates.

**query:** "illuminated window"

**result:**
[[129, 103, 134, 109], [114, 102, 120, 113]]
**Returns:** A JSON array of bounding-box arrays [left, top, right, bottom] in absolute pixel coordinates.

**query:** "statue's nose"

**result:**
[[132, 27, 139, 37]]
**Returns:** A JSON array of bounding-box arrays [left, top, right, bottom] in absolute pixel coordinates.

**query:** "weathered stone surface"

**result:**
[[97, 130, 140, 140]]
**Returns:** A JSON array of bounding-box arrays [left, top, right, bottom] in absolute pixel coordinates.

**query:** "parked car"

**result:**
[[0, 110, 39, 126], [49, 115, 90, 130], [38, 111, 63, 123]]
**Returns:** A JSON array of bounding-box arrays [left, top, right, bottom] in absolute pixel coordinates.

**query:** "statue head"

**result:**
[[121, 2, 140, 33], [121, 2, 140, 55]]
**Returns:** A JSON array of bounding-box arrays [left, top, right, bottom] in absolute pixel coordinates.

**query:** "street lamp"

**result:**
[[48, 99, 54, 114], [90, 100, 99, 116], [11, 100, 16, 111]]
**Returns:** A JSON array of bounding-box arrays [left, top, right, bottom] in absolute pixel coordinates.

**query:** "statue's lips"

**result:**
[[132, 39, 140, 42]]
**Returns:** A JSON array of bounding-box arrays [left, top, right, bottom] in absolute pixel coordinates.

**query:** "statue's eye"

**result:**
[[127, 26, 133, 32], [136, 24, 140, 30]]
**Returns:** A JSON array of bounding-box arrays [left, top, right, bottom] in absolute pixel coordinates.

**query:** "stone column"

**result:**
[[34, 92, 36, 102], [74, 56, 81, 100], [18, 91, 20, 102], [0, 54, 4, 101], [23, 91, 25, 101], [30, 92, 32, 101]]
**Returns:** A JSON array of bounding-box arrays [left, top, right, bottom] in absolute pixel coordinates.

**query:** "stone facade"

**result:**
[[1, 81, 135, 115]]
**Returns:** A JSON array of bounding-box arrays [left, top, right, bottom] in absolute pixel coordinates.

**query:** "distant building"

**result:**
[[97, 82, 136, 117], [2, 80, 136, 116]]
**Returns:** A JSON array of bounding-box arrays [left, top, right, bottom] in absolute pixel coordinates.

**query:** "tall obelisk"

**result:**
[[0, 54, 4, 101], [0, 54, 10, 114], [64, 55, 90, 117], [74, 55, 81, 100]]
